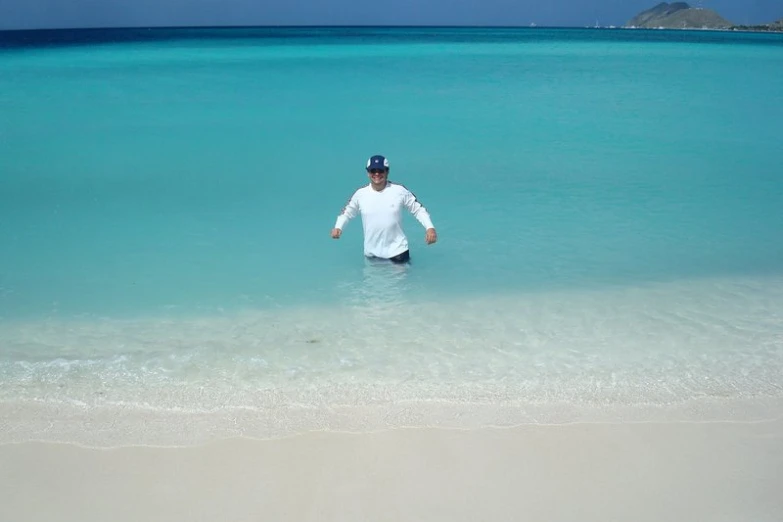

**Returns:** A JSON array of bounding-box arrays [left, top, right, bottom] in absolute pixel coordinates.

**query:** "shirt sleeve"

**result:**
[[334, 191, 360, 230], [402, 187, 435, 230]]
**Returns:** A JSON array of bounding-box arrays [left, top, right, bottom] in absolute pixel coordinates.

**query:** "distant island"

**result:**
[[624, 2, 783, 32], [730, 18, 783, 33]]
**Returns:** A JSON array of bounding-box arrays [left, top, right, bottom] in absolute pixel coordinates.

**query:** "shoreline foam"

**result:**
[[3, 396, 781, 448], [2, 274, 782, 406]]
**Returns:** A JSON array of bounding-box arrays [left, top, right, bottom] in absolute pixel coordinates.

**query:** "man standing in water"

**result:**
[[331, 155, 437, 263]]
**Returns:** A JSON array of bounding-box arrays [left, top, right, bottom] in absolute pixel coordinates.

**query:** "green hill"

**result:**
[[625, 2, 734, 29]]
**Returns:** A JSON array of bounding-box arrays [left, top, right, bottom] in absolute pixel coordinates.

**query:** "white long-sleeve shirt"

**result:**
[[334, 181, 435, 259]]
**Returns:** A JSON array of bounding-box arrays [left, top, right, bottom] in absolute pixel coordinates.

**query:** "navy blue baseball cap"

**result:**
[[366, 155, 389, 171]]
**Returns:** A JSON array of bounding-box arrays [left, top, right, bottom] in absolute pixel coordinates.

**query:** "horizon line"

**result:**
[[2, 23, 628, 33]]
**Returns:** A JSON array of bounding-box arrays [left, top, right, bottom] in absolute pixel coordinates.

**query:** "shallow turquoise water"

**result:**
[[1, 28, 782, 437]]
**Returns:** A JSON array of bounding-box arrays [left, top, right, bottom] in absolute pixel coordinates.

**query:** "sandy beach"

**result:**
[[2, 408, 782, 522]]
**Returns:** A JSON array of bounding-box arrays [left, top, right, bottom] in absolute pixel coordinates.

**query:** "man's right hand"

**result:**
[[331, 228, 342, 239]]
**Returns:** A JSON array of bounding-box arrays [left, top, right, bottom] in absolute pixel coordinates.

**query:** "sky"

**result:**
[[0, 0, 779, 31]]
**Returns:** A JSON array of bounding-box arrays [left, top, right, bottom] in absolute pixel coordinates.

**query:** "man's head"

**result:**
[[366, 154, 389, 188]]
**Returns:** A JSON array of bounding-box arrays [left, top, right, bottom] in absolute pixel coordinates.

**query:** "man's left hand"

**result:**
[[425, 228, 437, 245]]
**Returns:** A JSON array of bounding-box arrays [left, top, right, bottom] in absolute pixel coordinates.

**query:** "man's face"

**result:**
[[367, 167, 388, 186]]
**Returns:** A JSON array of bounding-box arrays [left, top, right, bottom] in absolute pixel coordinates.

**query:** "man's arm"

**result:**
[[332, 191, 360, 238], [402, 188, 434, 229], [401, 187, 437, 244]]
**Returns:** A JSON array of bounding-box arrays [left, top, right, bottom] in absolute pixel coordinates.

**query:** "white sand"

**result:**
[[2, 416, 782, 522]]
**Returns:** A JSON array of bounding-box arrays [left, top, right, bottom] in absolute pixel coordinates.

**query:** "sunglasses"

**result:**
[[368, 169, 387, 175]]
